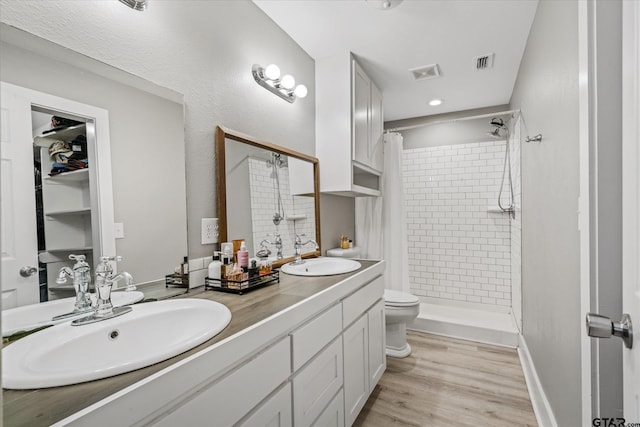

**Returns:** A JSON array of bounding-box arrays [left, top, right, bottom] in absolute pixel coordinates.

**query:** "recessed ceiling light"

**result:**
[[365, 0, 404, 11], [429, 99, 443, 106]]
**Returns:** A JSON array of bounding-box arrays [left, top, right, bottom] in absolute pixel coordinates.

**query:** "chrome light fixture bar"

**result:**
[[119, 0, 149, 11], [252, 64, 308, 104]]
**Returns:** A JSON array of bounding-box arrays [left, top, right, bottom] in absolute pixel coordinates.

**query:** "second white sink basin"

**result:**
[[2, 298, 231, 389], [2, 291, 145, 337], [280, 257, 361, 276]]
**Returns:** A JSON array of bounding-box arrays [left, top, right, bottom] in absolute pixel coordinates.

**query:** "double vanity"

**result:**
[[3, 259, 386, 427]]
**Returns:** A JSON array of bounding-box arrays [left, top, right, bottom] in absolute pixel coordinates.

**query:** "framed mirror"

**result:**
[[215, 126, 321, 268]]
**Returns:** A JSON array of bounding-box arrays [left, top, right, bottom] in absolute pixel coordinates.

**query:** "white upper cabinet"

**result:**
[[316, 52, 383, 197], [352, 60, 383, 173]]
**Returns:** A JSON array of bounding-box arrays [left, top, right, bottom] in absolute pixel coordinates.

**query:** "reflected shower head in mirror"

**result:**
[[487, 117, 506, 139], [270, 152, 286, 225]]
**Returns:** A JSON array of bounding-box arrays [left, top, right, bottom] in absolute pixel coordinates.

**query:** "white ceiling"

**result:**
[[253, 0, 538, 122]]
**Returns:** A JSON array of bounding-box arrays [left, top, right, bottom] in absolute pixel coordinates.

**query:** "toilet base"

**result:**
[[385, 320, 414, 358], [385, 343, 412, 358]]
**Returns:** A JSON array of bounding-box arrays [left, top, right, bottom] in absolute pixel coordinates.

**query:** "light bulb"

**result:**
[[264, 64, 280, 81], [294, 84, 308, 98], [281, 74, 295, 90], [428, 98, 443, 106]]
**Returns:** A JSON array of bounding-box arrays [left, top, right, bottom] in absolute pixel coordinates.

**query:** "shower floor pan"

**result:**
[[408, 303, 519, 348]]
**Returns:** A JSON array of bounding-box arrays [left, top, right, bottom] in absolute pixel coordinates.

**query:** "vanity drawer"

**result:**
[[291, 303, 342, 371], [237, 382, 292, 427], [342, 276, 384, 327], [155, 336, 290, 427], [311, 389, 344, 427], [292, 337, 344, 427]]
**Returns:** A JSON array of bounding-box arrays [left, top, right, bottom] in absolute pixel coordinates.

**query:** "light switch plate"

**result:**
[[114, 222, 125, 239], [201, 218, 219, 244]]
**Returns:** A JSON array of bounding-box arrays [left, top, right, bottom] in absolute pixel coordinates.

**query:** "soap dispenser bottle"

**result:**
[[208, 252, 222, 284], [237, 241, 249, 269]]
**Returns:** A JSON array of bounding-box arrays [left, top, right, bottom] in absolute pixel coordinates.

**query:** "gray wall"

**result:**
[[0, 0, 317, 261], [320, 194, 355, 253], [0, 40, 187, 284], [510, 1, 582, 425]]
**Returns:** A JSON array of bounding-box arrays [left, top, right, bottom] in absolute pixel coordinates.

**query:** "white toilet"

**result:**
[[326, 247, 420, 358], [384, 289, 420, 358]]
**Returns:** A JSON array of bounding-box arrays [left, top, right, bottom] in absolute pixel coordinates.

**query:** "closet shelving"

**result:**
[[33, 121, 93, 296]]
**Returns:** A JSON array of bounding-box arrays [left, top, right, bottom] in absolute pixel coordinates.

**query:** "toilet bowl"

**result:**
[[384, 289, 420, 358]]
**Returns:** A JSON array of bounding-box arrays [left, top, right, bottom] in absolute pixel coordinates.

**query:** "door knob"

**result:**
[[19, 266, 38, 277], [586, 312, 633, 349]]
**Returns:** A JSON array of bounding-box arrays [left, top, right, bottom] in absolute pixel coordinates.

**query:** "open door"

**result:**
[[1, 82, 40, 308], [622, 0, 640, 420]]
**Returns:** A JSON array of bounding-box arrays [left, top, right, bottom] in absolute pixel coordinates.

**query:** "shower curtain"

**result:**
[[355, 132, 410, 293]]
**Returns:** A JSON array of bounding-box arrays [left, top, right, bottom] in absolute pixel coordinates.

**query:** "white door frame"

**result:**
[[0, 82, 116, 300], [621, 0, 640, 419], [578, 0, 593, 423]]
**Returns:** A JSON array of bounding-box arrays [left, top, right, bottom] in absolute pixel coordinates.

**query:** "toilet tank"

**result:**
[[325, 247, 362, 259]]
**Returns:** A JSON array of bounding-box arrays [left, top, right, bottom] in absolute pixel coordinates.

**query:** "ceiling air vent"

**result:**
[[474, 53, 495, 70], [409, 64, 441, 81]]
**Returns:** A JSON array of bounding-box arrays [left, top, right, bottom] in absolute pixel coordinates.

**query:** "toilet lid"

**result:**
[[384, 289, 419, 307]]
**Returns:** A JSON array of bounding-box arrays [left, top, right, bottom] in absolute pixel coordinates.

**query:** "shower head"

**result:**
[[490, 117, 505, 128], [487, 117, 507, 139], [487, 128, 502, 139]]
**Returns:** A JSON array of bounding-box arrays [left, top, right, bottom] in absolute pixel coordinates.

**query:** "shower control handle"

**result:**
[[586, 312, 633, 349]]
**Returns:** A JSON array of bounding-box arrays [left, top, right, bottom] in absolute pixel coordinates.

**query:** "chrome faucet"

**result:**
[[292, 234, 319, 265], [260, 233, 283, 259], [72, 256, 133, 325], [53, 254, 93, 320]]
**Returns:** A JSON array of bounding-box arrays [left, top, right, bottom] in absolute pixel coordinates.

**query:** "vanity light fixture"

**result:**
[[252, 64, 308, 103], [429, 98, 443, 106], [119, 0, 149, 11]]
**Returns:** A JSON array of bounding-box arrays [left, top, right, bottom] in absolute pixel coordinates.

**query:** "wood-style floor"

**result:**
[[355, 331, 538, 427]]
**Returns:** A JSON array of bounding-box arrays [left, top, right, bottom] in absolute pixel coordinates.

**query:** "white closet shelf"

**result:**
[[33, 123, 86, 148], [44, 168, 89, 182], [44, 247, 93, 255], [45, 207, 91, 217]]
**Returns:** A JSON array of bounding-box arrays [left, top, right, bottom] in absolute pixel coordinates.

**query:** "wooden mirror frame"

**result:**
[[215, 126, 321, 268]]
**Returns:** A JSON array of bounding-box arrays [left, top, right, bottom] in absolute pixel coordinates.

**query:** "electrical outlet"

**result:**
[[201, 218, 219, 244]]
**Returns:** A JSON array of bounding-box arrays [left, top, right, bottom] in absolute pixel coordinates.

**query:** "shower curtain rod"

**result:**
[[385, 109, 519, 133]]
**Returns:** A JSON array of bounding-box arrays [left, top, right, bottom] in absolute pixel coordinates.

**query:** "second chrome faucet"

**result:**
[[292, 233, 319, 265], [56, 254, 135, 325]]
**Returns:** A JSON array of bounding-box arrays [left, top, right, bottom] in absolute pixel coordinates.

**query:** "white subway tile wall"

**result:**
[[402, 140, 512, 307], [248, 157, 315, 258]]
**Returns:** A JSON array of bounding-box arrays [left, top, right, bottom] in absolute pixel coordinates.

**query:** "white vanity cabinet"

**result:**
[[59, 262, 386, 427], [316, 52, 383, 197], [342, 279, 386, 426], [154, 336, 291, 427], [238, 383, 293, 427]]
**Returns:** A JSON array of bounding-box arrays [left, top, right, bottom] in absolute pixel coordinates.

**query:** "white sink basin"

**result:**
[[2, 298, 231, 389], [2, 291, 145, 337], [280, 257, 361, 276]]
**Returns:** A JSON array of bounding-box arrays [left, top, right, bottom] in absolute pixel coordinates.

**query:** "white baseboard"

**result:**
[[518, 334, 558, 427]]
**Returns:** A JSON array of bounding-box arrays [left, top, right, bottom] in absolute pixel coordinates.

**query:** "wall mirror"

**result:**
[[0, 24, 188, 309], [216, 126, 321, 267]]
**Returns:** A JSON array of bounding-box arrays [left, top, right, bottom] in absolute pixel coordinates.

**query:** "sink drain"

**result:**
[[108, 329, 120, 340]]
